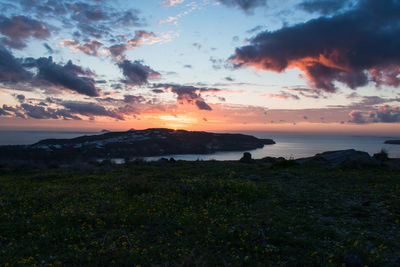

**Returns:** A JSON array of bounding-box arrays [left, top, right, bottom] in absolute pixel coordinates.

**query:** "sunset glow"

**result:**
[[0, 0, 399, 134]]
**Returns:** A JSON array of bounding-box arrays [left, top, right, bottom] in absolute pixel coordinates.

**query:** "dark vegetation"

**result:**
[[1, 156, 400, 266]]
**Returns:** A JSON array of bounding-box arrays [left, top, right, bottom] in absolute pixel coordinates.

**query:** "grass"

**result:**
[[0, 161, 399, 266]]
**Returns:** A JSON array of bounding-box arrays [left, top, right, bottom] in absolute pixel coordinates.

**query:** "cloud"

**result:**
[[158, 1, 201, 25], [118, 60, 160, 86], [231, 0, 400, 92], [0, 46, 33, 83], [15, 103, 82, 120], [195, 100, 212, 110], [33, 57, 99, 96], [14, 1, 144, 42], [161, 0, 185, 7], [153, 83, 219, 110], [348, 110, 367, 124], [107, 31, 164, 59], [124, 95, 146, 103], [376, 105, 400, 123], [246, 25, 263, 34], [0, 15, 50, 49], [128, 30, 158, 46], [63, 60, 94, 76], [285, 87, 325, 99], [16, 94, 25, 103], [0, 107, 10, 116], [21, 103, 59, 119], [297, 0, 349, 15], [218, 0, 267, 12], [66, 2, 143, 38], [349, 105, 400, 124], [61, 101, 124, 120], [43, 43, 54, 54], [193, 42, 202, 49], [108, 44, 131, 59], [261, 91, 300, 100], [61, 39, 103, 56]]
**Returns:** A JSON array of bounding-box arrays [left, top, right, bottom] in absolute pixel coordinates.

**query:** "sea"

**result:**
[[0, 130, 399, 160]]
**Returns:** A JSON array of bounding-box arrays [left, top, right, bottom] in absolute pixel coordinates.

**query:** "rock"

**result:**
[[296, 149, 378, 167], [343, 249, 364, 267], [169, 157, 176, 163], [239, 152, 253, 163]]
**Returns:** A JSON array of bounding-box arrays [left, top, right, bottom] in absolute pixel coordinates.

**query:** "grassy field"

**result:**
[[1, 160, 399, 266]]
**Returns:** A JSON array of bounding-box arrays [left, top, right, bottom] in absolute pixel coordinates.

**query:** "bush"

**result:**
[[373, 149, 389, 161]]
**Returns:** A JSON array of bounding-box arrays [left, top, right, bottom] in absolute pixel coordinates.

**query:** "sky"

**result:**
[[0, 0, 400, 134]]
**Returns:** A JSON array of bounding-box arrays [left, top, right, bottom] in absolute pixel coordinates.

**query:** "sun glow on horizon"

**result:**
[[156, 114, 198, 130]]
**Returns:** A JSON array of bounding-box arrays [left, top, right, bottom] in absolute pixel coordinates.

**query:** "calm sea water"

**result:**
[[0, 131, 399, 160], [0, 131, 99, 145], [146, 132, 400, 160]]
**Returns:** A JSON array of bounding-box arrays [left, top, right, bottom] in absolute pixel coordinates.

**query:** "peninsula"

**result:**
[[0, 128, 275, 163]]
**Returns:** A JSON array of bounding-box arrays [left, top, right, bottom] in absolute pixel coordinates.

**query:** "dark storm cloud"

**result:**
[[33, 57, 99, 96], [0, 45, 32, 83], [61, 101, 124, 120], [0, 15, 50, 49], [231, 0, 400, 92], [118, 60, 160, 86], [297, 0, 349, 15], [153, 83, 219, 110], [218, 0, 267, 12]]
